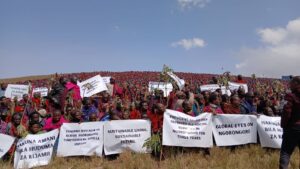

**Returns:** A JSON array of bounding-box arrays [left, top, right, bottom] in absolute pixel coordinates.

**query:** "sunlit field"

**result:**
[[1, 145, 299, 169]]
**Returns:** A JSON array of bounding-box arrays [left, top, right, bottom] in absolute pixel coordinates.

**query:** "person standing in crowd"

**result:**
[[224, 95, 241, 114], [28, 121, 44, 135], [6, 113, 27, 138], [279, 76, 300, 169], [148, 103, 165, 133], [182, 100, 196, 116], [203, 93, 224, 114], [0, 110, 7, 134], [81, 97, 99, 121], [240, 92, 257, 114], [0, 84, 6, 97], [235, 74, 247, 84]]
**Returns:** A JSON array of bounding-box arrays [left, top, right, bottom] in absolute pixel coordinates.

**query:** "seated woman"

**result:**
[[43, 109, 68, 131]]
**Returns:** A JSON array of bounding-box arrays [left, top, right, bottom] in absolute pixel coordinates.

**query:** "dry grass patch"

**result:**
[[1, 145, 299, 169]]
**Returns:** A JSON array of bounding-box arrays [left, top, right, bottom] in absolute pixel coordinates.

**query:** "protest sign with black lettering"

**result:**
[[104, 120, 151, 155], [14, 129, 59, 169], [102, 76, 111, 84], [163, 109, 213, 147], [149, 82, 173, 97], [57, 122, 104, 157], [200, 84, 220, 92], [5, 84, 29, 100], [78, 75, 108, 98], [228, 82, 248, 93], [0, 134, 15, 158], [212, 114, 257, 146], [32, 87, 48, 97], [257, 115, 282, 149]]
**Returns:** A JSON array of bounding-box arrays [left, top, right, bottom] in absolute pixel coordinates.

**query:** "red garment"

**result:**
[[225, 104, 241, 114], [32, 98, 41, 109], [203, 105, 224, 114], [113, 84, 123, 97], [130, 110, 141, 119], [65, 82, 82, 101], [43, 116, 68, 131], [235, 79, 247, 84], [147, 111, 163, 133], [281, 93, 300, 128], [15, 106, 24, 113]]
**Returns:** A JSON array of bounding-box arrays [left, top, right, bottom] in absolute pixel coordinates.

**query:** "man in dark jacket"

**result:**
[[279, 76, 300, 169]]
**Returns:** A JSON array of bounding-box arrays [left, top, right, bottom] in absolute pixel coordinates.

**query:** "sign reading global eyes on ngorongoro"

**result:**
[[163, 109, 213, 148], [212, 114, 257, 146]]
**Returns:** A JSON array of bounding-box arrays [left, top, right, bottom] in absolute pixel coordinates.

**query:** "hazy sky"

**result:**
[[1, 0, 300, 79]]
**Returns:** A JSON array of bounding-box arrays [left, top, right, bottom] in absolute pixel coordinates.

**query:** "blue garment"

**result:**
[[240, 101, 256, 114], [0, 89, 5, 97], [100, 114, 110, 121], [82, 105, 99, 121]]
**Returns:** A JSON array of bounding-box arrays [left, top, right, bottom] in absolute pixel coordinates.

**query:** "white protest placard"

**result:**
[[257, 115, 282, 149], [104, 120, 151, 155], [78, 75, 108, 98], [149, 82, 173, 97], [5, 84, 29, 100], [200, 84, 220, 92], [0, 134, 15, 158], [14, 129, 59, 169], [102, 77, 111, 84], [32, 87, 48, 97], [212, 114, 257, 146], [57, 122, 104, 157], [163, 109, 213, 148], [228, 82, 248, 93], [200, 85, 231, 96], [166, 72, 185, 90]]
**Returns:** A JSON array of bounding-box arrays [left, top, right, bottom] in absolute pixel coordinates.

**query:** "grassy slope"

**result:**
[[1, 145, 299, 169]]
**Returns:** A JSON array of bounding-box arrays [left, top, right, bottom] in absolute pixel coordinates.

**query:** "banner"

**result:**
[[148, 81, 173, 97], [0, 134, 15, 158], [200, 84, 231, 96], [102, 77, 111, 84], [5, 84, 29, 100], [212, 114, 257, 146], [57, 122, 104, 157], [166, 72, 185, 90], [104, 120, 151, 155], [78, 75, 108, 98], [163, 109, 213, 148], [32, 87, 48, 97], [228, 82, 248, 93], [257, 115, 282, 149], [200, 84, 220, 92], [14, 129, 59, 169]]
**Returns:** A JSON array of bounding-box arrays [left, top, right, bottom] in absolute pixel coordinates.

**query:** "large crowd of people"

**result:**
[[0, 71, 297, 168]]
